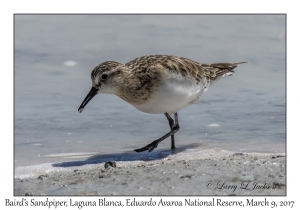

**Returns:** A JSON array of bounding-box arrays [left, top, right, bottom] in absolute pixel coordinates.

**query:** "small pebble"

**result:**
[[104, 161, 116, 169], [38, 175, 48, 180]]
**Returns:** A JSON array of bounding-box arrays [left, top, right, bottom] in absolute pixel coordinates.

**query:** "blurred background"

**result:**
[[14, 15, 285, 168]]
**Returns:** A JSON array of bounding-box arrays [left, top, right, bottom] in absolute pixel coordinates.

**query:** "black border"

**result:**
[[13, 14, 287, 197]]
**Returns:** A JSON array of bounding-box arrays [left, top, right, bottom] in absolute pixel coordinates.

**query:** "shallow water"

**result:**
[[14, 15, 285, 172]]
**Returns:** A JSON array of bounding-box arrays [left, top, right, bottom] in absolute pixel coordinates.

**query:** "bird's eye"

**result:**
[[101, 73, 108, 80]]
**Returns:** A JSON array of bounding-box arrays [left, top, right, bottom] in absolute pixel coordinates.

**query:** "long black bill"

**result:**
[[78, 87, 98, 113]]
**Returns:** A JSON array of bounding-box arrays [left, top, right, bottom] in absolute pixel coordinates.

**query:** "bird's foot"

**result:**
[[134, 140, 160, 153], [170, 147, 177, 154]]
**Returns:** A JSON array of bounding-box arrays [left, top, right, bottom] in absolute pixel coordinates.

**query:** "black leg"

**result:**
[[165, 113, 177, 149], [134, 112, 180, 153], [173, 113, 179, 149]]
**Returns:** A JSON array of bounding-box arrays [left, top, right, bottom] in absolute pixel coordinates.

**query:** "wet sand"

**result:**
[[14, 151, 286, 196]]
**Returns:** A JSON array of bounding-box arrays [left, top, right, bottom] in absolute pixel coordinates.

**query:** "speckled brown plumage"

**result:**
[[124, 55, 246, 83]]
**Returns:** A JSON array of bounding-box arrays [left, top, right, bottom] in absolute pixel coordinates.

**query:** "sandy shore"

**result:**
[[14, 151, 286, 196]]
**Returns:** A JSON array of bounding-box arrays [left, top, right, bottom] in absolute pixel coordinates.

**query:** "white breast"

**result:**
[[133, 76, 210, 114]]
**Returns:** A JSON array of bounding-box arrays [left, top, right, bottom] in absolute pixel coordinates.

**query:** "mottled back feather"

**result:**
[[125, 55, 246, 83]]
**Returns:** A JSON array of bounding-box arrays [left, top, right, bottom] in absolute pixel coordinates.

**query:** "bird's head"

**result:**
[[78, 61, 124, 113]]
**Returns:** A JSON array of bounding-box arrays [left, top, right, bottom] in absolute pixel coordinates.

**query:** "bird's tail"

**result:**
[[206, 62, 247, 80], [210, 62, 247, 69]]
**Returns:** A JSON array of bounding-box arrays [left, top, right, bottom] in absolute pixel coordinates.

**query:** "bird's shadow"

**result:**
[[52, 143, 202, 168]]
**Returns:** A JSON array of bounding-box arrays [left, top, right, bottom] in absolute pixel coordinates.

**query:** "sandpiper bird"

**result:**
[[78, 55, 246, 152]]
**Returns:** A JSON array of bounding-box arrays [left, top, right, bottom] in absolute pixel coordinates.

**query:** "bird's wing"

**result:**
[[125, 55, 246, 83]]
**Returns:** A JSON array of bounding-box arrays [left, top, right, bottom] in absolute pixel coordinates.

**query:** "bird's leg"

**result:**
[[134, 112, 180, 153], [173, 113, 179, 148], [165, 113, 177, 150]]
